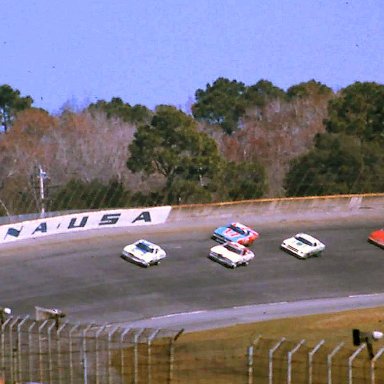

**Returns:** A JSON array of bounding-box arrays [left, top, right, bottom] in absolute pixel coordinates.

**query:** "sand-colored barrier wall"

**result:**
[[167, 194, 384, 225]]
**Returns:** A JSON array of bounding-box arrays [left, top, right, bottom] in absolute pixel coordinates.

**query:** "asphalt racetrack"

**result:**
[[0, 213, 383, 332]]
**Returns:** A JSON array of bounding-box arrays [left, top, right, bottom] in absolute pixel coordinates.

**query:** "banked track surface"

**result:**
[[0, 213, 383, 332]]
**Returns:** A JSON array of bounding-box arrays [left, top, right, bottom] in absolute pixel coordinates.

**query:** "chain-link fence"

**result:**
[[0, 316, 181, 384], [171, 334, 384, 384], [1, 316, 384, 383]]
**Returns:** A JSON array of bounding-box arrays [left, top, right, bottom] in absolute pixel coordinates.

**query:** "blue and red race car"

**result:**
[[211, 222, 259, 246]]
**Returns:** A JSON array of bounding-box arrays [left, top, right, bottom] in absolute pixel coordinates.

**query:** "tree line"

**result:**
[[0, 78, 383, 216]]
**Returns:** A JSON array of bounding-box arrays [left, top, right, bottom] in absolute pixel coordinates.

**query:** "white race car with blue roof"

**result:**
[[121, 239, 166, 267], [280, 233, 325, 259]]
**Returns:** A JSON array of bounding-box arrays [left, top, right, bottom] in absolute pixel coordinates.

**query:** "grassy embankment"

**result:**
[[163, 306, 384, 383]]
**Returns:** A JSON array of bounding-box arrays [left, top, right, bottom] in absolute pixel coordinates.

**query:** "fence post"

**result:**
[[133, 328, 144, 384], [47, 321, 56, 384], [95, 325, 107, 384], [38, 319, 49, 383], [247, 335, 261, 384], [107, 326, 119, 384], [370, 346, 384, 384], [82, 324, 93, 384], [269, 337, 285, 384], [348, 344, 366, 384], [57, 321, 67, 384], [27, 321, 36, 381], [287, 339, 305, 384], [17, 316, 29, 383], [147, 329, 160, 384], [168, 329, 184, 384], [9, 317, 19, 383], [308, 339, 324, 384], [327, 342, 344, 384], [69, 324, 80, 384], [120, 328, 131, 380], [1, 317, 11, 382]]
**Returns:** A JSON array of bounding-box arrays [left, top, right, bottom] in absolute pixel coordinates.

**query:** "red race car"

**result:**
[[368, 228, 384, 249]]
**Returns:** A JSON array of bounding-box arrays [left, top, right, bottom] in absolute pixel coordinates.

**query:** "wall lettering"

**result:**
[[132, 211, 151, 223]]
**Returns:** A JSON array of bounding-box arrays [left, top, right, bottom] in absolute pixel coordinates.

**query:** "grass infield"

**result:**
[[163, 306, 384, 383], [180, 306, 384, 345]]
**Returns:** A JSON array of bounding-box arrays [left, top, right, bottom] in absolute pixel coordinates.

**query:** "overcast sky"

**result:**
[[1, 0, 383, 113]]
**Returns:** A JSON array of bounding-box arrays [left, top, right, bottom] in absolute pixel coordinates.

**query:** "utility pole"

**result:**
[[38, 165, 48, 217]]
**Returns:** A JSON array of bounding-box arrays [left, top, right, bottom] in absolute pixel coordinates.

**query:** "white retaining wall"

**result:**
[[0, 206, 172, 244], [1, 194, 383, 244]]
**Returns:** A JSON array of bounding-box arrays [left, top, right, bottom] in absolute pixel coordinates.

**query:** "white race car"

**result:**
[[280, 233, 325, 259], [121, 239, 166, 267], [209, 241, 255, 268]]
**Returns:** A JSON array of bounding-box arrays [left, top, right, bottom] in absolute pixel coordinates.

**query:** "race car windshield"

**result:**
[[136, 242, 153, 253], [224, 244, 243, 254], [229, 224, 246, 235], [295, 236, 314, 246]]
